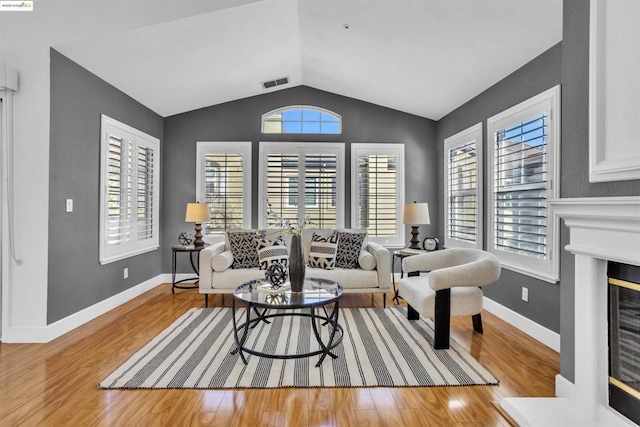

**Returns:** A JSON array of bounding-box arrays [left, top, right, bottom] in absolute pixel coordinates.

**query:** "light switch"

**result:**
[[66, 199, 73, 212]]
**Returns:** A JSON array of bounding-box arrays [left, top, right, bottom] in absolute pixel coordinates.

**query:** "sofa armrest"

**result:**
[[367, 242, 391, 291], [199, 242, 226, 291]]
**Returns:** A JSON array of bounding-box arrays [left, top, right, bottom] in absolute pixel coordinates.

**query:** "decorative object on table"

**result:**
[[99, 306, 498, 390], [264, 293, 288, 305], [264, 262, 288, 288], [178, 232, 193, 246], [422, 236, 440, 251], [265, 200, 313, 293], [185, 202, 211, 249], [289, 234, 305, 292], [402, 201, 430, 249]]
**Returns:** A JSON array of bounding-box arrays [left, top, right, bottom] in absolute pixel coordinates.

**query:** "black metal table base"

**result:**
[[172, 247, 201, 293], [231, 299, 343, 367]]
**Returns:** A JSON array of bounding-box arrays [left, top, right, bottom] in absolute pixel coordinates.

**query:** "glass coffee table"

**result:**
[[231, 277, 344, 367]]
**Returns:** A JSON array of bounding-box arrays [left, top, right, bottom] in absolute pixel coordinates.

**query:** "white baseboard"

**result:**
[[483, 297, 561, 352], [555, 374, 575, 398], [2, 274, 168, 343]]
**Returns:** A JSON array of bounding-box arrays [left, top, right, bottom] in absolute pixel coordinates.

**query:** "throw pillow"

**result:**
[[227, 230, 265, 269], [308, 232, 338, 270], [257, 236, 289, 270], [336, 231, 367, 269]]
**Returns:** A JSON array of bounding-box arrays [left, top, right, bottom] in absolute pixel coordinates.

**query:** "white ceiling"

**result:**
[[54, 0, 563, 120]]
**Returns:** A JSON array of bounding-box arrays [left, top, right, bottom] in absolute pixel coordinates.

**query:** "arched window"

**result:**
[[262, 106, 341, 134]]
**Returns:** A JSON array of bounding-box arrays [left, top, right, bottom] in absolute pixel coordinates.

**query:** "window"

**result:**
[[196, 142, 251, 241], [262, 106, 341, 134], [259, 142, 344, 230], [487, 86, 560, 283], [444, 123, 483, 249], [287, 177, 320, 208], [99, 115, 160, 264], [351, 144, 405, 246]]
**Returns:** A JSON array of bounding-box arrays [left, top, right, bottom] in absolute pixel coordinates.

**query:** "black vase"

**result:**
[[289, 234, 305, 292]]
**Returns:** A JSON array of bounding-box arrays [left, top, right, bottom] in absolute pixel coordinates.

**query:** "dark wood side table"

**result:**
[[171, 244, 210, 293], [391, 249, 428, 304]]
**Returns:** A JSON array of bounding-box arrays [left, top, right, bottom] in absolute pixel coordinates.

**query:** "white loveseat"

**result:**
[[199, 229, 392, 307]]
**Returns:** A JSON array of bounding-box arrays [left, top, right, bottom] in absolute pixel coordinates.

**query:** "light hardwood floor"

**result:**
[[0, 284, 559, 426]]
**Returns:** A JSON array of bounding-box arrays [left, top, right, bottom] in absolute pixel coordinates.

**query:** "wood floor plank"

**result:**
[[0, 284, 560, 426]]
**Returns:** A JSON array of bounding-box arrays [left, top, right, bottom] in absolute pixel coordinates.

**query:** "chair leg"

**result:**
[[434, 288, 451, 350], [472, 313, 483, 333], [407, 304, 420, 320]]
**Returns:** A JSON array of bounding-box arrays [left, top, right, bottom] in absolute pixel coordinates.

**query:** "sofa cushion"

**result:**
[[257, 236, 289, 270], [227, 230, 265, 269], [358, 249, 377, 271], [308, 232, 338, 269], [336, 231, 367, 269]]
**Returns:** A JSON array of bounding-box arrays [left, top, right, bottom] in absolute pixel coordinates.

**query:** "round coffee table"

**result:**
[[231, 277, 344, 367]]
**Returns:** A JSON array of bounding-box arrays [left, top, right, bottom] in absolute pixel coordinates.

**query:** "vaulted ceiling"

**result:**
[[54, 0, 563, 120]]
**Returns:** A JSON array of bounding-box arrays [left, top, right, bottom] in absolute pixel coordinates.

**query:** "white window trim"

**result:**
[[351, 143, 405, 247], [261, 105, 342, 134], [486, 85, 561, 283], [99, 115, 160, 265], [443, 123, 483, 250], [258, 142, 345, 229], [196, 141, 252, 243]]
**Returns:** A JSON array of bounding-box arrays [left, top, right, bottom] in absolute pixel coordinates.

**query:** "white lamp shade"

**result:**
[[185, 203, 211, 223], [402, 202, 430, 225]]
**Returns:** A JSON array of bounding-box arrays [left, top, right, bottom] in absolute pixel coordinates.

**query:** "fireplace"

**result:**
[[499, 197, 640, 427], [608, 262, 640, 425]]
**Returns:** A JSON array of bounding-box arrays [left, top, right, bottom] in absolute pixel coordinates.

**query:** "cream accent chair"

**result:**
[[398, 248, 501, 349]]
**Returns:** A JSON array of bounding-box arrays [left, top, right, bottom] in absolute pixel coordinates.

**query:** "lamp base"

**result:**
[[193, 223, 205, 249], [409, 226, 421, 249]]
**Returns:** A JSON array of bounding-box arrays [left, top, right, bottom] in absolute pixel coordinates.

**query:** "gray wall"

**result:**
[[48, 49, 164, 324], [436, 42, 563, 333], [559, 0, 640, 382], [162, 86, 438, 273]]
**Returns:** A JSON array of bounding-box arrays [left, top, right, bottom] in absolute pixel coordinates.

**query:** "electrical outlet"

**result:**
[[66, 199, 73, 212], [522, 287, 529, 302], [124, 268, 128, 279]]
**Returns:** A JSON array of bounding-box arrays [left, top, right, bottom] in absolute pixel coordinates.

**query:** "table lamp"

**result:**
[[402, 202, 430, 249], [185, 202, 211, 249]]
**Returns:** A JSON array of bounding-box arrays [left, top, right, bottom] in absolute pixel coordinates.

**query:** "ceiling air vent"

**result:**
[[262, 76, 289, 89]]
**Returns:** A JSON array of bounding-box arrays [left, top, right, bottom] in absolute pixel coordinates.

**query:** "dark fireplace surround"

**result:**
[[608, 262, 640, 425]]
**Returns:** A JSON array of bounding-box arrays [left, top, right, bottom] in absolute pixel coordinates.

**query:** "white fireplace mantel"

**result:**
[[500, 196, 640, 427]]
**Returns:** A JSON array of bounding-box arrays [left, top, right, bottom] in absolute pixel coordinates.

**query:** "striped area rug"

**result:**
[[99, 307, 498, 389]]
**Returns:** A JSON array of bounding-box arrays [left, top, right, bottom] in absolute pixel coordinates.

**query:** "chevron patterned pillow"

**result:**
[[228, 230, 266, 269]]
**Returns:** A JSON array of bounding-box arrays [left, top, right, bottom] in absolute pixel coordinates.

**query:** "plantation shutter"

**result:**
[[356, 153, 398, 238], [266, 153, 301, 226], [493, 113, 548, 259], [202, 153, 245, 235], [106, 134, 133, 248], [135, 143, 156, 242], [266, 153, 337, 229], [447, 141, 478, 244], [100, 115, 160, 264], [303, 153, 337, 229]]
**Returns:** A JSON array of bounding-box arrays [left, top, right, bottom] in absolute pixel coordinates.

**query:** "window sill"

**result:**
[[99, 245, 159, 265]]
